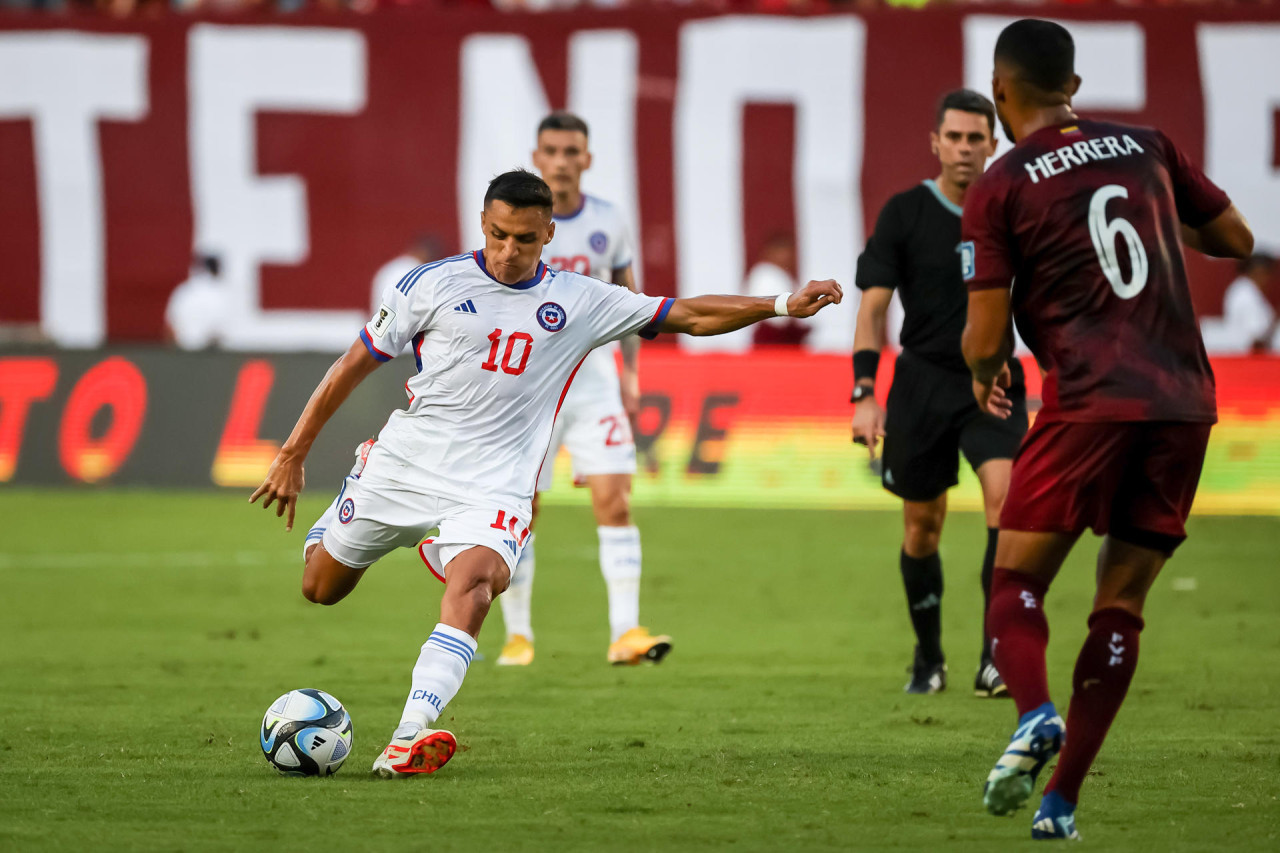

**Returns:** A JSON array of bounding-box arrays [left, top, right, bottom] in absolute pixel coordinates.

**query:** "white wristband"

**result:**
[[774, 292, 792, 317]]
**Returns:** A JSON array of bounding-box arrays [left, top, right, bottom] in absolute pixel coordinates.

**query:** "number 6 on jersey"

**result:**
[[1088, 184, 1149, 300]]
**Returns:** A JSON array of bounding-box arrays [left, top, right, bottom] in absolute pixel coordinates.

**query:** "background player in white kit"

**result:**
[[494, 112, 665, 668], [250, 170, 842, 778]]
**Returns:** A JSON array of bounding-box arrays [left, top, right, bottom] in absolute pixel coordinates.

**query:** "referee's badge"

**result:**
[[959, 241, 976, 282]]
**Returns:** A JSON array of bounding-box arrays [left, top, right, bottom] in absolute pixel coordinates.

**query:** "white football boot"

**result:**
[[372, 727, 457, 778]]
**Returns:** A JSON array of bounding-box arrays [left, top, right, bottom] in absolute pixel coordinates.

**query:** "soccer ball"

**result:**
[[260, 688, 353, 776]]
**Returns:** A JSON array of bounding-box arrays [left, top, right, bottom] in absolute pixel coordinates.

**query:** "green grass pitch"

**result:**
[[1, 490, 1277, 851]]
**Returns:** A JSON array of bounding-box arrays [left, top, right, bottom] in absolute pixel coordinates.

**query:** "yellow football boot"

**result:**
[[607, 627, 673, 666], [496, 634, 534, 666]]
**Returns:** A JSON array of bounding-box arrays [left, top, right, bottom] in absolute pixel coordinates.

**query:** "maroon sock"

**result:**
[[986, 568, 1052, 716], [1045, 607, 1145, 806]]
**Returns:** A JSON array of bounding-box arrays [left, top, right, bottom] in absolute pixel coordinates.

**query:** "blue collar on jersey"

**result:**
[[473, 250, 548, 290], [552, 195, 588, 222], [922, 179, 963, 218]]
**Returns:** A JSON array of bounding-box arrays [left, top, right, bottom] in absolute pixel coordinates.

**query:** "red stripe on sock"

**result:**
[[1045, 607, 1144, 806], [986, 568, 1052, 716]]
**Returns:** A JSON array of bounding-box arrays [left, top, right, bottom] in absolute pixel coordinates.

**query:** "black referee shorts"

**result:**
[[880, 350, 1029, 503]]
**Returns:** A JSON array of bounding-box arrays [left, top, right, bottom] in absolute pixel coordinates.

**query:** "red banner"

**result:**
[[3, 348, 1276, 516], [1, 8, 1278, 349]]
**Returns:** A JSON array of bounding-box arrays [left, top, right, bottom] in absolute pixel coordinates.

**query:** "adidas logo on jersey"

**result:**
[[504, 539, 518, 555], [453, 300, 478, 315]]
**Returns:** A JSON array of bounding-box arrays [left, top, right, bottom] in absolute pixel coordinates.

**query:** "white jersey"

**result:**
[[543, 194, 635, 401], [361, 250, 670, 509]]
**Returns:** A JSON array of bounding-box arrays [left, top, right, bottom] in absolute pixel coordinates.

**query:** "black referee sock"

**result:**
[[900, 550, 944, 665], [981, 527, 999, 662]]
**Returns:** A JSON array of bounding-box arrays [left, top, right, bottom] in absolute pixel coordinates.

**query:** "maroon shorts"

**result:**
[[1000, 419, 1212, 555]]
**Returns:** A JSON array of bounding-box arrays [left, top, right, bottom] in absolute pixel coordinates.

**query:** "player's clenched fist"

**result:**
[[249, 450, 306, 531], [787, 279, 843, 317]]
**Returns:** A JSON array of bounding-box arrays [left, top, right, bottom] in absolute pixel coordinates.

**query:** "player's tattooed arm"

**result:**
[[963, 287, 1016, 419], [249, 340, 384, 530], [660, 279, 843, 336], [615, 265, 642, 421]]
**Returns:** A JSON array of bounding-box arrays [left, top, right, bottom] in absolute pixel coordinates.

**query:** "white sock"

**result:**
[[396, 623, 476, 736], [499, 536, 535, 641], [598, 525, 642, 642]]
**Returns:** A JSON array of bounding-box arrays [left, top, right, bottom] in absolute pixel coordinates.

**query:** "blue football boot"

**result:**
[[1031, 790, 1080, 840], [983, 701, 1065, 816]]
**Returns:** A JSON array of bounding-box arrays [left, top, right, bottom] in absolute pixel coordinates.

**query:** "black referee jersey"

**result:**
[[856, 180, 977, 375]]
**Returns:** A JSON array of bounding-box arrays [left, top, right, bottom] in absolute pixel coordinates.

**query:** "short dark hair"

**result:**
[[537, 111, 589, 138], [994, 19, 1075, 94], [484, 169, 553, 212], [936, 89, 996, 135]]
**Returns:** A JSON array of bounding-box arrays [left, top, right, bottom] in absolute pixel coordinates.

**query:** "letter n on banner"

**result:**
[[212, 360, 280, 487]]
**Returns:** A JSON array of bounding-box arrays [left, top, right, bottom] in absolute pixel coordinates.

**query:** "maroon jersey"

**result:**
[[963, 119, 1230, 423]]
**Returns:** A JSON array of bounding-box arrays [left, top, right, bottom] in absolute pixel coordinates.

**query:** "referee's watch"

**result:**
[[851, 384, 874, 404]]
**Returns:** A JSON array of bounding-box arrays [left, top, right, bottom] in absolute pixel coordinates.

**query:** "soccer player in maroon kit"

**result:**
[[960, 19, 1254, 840]]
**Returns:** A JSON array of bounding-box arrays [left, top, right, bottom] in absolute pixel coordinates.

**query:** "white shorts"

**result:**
[[305, 447, 531, 577], [537, 395, 637, 492]]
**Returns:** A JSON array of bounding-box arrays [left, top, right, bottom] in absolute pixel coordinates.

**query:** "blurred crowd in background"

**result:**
[[3, 0, 1278, 18]]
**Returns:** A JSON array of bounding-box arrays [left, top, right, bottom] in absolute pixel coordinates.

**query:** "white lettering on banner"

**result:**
[[458, 35, 549, 247], [1198, 25, 1280, 255], [0, 33, 148, 348], [188, 25, 366, 351], [457, 31, 641, 281], [567, 30, 643, 288], [674, 16, 863, 354], [963, 16, 1147, 160]]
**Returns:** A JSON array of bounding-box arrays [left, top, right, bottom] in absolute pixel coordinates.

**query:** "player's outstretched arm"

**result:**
[[1181, 204, 1254, 260], [249, 340, 384, 531], [658, 279, 842, 336], [614, 265, 642, 421]]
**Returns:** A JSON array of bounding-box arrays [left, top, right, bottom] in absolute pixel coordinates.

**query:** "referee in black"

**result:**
[[851, 89, 1028, 697]]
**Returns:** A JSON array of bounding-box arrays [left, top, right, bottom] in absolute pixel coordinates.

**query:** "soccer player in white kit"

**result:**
[[250, 170, 842, 778], [493, 112, 664, 668]]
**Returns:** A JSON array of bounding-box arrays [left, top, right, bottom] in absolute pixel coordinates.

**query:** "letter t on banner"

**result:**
[[0, 33, 148, 348]]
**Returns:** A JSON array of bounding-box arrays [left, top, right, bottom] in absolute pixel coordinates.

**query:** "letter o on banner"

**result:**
[[58, 357, 148, 483]]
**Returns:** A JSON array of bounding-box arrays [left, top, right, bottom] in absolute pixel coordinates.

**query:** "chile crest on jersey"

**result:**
[[537, 302, 567, 332]]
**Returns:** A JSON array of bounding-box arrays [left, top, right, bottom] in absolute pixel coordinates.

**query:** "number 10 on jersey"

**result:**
[[481, 329, 533, 375]]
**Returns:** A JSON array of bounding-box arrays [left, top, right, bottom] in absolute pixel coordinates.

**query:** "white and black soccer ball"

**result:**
[[260, 688, 353, 777]]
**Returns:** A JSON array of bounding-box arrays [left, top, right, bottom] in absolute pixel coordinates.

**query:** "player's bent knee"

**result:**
[[302, 577, 343, 606], [445, 548, 511, 597], [301, 545, 363, 606]]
